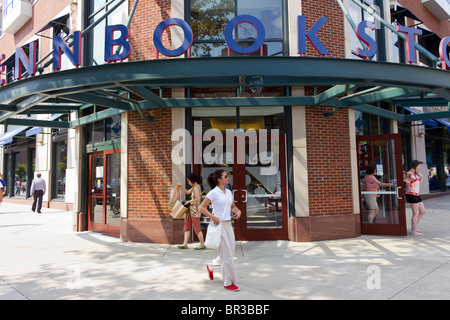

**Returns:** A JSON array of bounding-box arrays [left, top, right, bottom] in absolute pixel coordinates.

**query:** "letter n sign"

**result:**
[[53, 31, 82, 71], [15, 42, 37, 80]]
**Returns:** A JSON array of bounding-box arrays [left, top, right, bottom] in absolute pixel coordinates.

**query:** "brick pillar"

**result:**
[[121, 108, 184, 243]]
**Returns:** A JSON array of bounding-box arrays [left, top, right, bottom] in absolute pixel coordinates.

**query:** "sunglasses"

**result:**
[[221, 172, 231, 179]]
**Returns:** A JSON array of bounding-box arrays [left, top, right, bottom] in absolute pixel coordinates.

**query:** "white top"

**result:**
[[206, 186, 233, 221]]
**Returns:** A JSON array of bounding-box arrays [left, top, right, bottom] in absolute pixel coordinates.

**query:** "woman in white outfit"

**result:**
[[199, 169, 241, 291]]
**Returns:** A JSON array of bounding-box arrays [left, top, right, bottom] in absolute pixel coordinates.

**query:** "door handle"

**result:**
[[232, 189, 237, 202], [243, 190, 247, 203], [396, 186, 402, 200]]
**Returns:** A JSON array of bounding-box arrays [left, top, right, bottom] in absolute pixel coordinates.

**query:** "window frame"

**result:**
[[185, 0, 288, 58]]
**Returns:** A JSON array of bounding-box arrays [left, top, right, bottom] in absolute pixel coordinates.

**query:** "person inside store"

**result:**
[[405, 160, 426, 236], [363, 164, 395, 223], [199, 169, 241, 292], [176, 173, 206, 250]]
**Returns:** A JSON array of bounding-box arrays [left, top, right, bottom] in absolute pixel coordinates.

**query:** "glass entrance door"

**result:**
[[195, 132, 288, 241], [88, 149, 121, 237], [357, 134, 406, 236], [233, 133, 288, 240]]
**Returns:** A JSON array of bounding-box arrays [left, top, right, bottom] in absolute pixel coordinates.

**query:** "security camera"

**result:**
[[249, 76, 264, 94], [250, 86, 263, 94]]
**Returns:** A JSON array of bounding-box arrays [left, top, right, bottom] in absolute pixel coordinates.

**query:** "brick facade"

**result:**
[[127, 109, 173, 220], [122, 107, 186, 243], [301, 0, 346, 58], [0, 0, 71, 54], [128, 0, 172, 61], [305, 106, 353, 217], [302, 0, 350, 214], [123, 0, 180, 243], [288, 1, 359, 241], [397, 0, 450, 39]]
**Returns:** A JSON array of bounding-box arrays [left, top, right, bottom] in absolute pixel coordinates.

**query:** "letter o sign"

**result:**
[[224, 15, 266, 54], [153, 18, 193, 57]]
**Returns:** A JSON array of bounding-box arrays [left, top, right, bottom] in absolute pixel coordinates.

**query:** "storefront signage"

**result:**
[[1, 14, 449, 86]]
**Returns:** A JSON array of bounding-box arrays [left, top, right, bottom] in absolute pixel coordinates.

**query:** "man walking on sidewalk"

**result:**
[[31, 173, 46, 213]]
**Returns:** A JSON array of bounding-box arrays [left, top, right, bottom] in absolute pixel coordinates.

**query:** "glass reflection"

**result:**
[[190, 0, 284, 57], [106, 152, 121, 227]]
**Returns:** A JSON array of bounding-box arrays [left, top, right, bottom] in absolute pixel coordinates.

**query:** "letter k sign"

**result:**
[[298, 16, 329, 56]]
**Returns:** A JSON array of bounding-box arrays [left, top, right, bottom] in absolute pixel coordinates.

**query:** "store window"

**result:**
[[2, 128, 36, 198], [83, 106, 121, 147], [355, 108, 390, 136], [188, 0, 285, 57], [191, 87, 285, 132], [14, 148, 28, 198], [444, 142, 450, 190], [3, 0, 15, 17], [426, 136, 450, 192], [52, 115, 69, 200]]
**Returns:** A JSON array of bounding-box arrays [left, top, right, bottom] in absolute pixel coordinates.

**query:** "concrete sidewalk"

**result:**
[[0, 196, 449, 300]]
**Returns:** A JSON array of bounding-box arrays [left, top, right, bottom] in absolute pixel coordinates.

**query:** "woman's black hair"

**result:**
[[366, 164, 376, 175], [187, 173, 201, 184], [207, 169, 225, 189]]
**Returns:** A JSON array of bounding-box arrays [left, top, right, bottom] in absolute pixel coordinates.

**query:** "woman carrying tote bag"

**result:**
[[199, 169, 241, 291]]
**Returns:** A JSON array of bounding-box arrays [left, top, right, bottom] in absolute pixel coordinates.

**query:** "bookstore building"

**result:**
[[0, 0, 449, 243]]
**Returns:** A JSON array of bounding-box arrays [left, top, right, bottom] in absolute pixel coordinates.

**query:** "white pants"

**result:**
[[208, 221, 237, 286]]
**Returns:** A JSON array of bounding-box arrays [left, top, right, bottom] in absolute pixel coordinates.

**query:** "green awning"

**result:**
[[0, 56, 448, 128]]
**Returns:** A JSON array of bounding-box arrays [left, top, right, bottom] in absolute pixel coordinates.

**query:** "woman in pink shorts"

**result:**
[[177, 173, 206, 249], [363, 164, 395, 223]]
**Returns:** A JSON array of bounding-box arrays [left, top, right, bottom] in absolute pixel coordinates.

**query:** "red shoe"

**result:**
[[224, 284, 239, 291], [206, 265, 214, 281]]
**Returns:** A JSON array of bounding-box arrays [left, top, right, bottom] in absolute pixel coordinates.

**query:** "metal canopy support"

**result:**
[[125, 86, 166, 109], [4, 117, 70, 129], [314, 84, 357, 105], [61, 93, 132, 111], [0, 104, 17, 112]]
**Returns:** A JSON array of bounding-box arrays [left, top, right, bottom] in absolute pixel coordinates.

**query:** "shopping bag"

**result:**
[[204, 222, 222, 249], [169, 185, 180, 208], [204, 192, 229, 249], [170, 200, 188, 219]]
